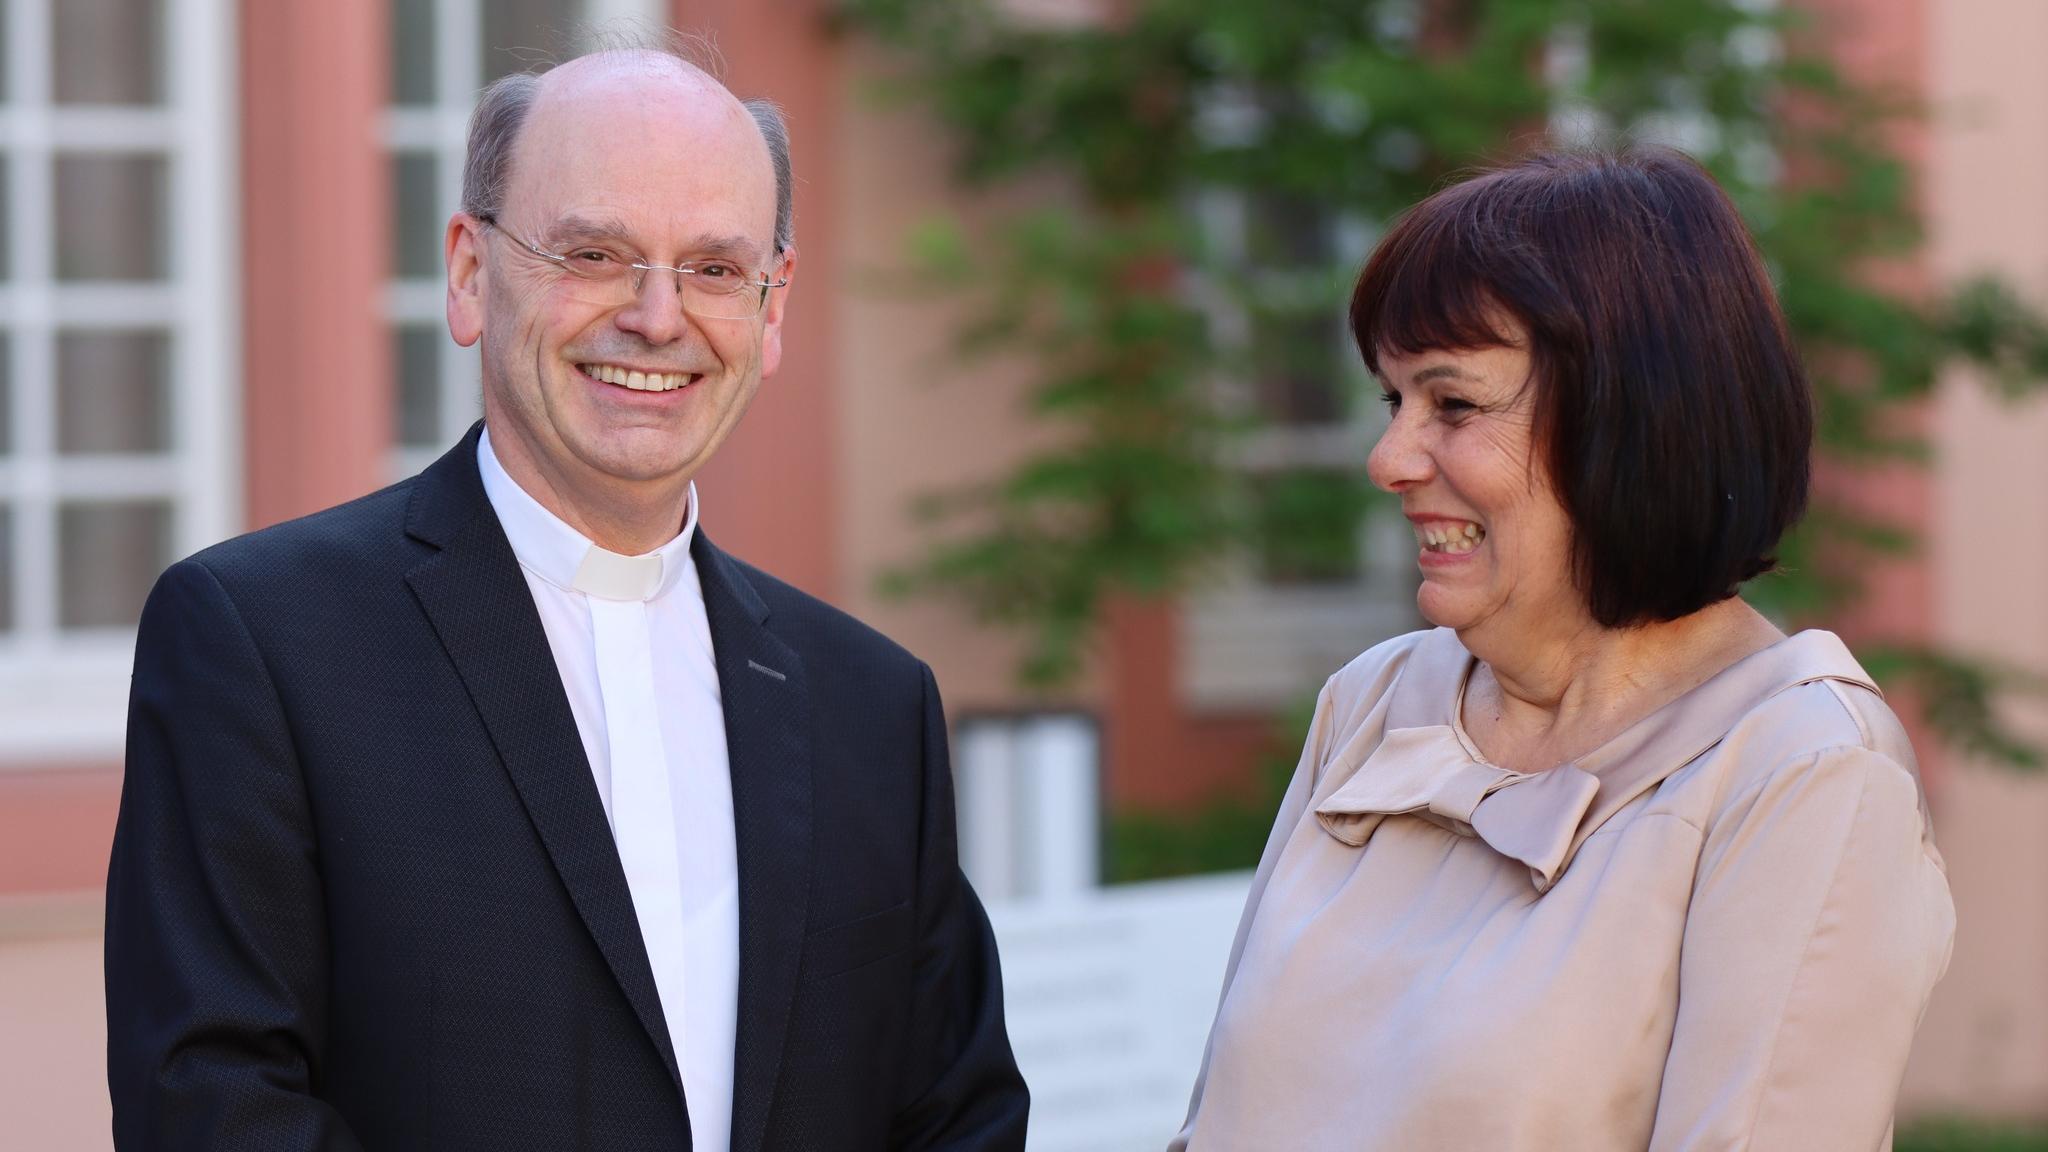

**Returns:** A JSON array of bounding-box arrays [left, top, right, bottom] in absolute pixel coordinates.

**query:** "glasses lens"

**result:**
[[680, 294, 760, 320], [678, 266, 764, 320], [555, 261, 638, 309]]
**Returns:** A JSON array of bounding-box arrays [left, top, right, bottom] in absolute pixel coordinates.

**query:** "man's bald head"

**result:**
[[461, 41, 793, 253]]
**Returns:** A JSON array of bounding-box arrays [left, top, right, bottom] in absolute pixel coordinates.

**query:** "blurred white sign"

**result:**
[[987, 872, 1253, 1152]]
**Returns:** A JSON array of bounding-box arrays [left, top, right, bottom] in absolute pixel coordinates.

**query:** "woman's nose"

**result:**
[[1366, 414, 1432, 494]]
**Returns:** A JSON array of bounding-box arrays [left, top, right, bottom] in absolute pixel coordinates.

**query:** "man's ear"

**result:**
[[758, 246, 798, 379], [445, 213, 486, 348]]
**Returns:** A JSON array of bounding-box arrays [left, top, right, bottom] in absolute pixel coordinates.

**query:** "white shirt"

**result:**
[[478, 429, 739, 1152]]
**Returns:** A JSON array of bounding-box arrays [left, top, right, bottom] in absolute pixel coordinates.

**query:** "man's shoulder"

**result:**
[[184, 478, 424, 593]]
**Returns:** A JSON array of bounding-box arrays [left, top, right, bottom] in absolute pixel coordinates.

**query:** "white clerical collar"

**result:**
[[477, 425, 698, 603]]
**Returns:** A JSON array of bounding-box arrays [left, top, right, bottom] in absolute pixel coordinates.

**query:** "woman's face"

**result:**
[[1366, 325, 1584, 647]]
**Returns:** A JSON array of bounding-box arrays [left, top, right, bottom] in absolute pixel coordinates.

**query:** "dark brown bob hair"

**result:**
[[1350, 146, 1811, 627]]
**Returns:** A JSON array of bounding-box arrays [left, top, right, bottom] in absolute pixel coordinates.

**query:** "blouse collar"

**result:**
[[1315, 627, 1878, 892]]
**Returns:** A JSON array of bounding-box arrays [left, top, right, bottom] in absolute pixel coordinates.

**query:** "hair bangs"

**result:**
[[1349, 185, 1522, 378]]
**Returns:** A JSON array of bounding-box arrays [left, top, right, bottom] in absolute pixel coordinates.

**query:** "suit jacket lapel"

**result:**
[[400, 427, 684, 1091], [693, 532, 814, 1152]]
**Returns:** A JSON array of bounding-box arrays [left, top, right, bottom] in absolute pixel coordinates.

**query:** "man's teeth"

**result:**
[[1421, 523, 1485, 554], [579, 364, 696, 392]]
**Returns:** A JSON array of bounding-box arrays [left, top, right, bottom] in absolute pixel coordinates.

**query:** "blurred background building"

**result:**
[[0, 0, 2044, 1148]]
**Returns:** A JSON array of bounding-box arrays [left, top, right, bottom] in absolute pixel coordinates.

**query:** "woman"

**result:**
[[1171, 148, 1954, 1150]]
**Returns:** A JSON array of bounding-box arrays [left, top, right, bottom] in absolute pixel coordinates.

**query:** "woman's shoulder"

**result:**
[[1294, 629, 1464, 789], [1320, 627, 1455, 718], [1688, 631, 1927, 829]]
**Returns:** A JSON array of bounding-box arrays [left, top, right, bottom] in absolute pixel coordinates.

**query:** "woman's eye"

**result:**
[[1379, 390, 1401, 411], [1439, 397, 1477, 414]]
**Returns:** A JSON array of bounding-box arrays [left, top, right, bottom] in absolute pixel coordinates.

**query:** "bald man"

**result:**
[[106, 45, 1027, 1152]]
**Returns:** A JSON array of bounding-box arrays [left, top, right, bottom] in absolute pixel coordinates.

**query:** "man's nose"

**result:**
[[1366, 415, 1432, 493], [613, 265, 693, 345]]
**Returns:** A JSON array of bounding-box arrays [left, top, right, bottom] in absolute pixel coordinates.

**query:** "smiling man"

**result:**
[[105, 44, 1027, 1152]]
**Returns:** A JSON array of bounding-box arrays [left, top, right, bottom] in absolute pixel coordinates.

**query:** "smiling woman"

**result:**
[[1355, 148, 1811, 633], [1170, 147, 1954, 1152]]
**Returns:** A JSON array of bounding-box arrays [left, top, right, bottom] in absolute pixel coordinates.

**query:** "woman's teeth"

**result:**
[[1422, 523, 1485, 554], [579, 363, 695, 392]]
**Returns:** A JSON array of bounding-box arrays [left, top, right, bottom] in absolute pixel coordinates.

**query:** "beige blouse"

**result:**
[[1171, 628, 1955, 1151]]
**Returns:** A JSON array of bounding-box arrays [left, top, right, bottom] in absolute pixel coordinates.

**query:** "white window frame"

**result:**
[[383, 0, 664, 480], [955, 712, 1102, 904], [0, 0, 239, 765]]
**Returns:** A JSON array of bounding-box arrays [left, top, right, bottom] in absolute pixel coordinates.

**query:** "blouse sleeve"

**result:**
[[1649, 745, 1955, 1150]]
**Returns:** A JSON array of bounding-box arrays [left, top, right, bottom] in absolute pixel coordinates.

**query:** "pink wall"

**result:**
[[830, 36, 1107, 713], [1902, 0, 2048, 1116], [0, 896, 110, 1150], [241, 2, 392, 531], [0, 770, 121, 896], [1104, 598, 1275, 811]]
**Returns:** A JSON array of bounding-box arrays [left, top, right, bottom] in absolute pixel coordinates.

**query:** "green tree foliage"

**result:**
[[1896, 1117, 2048, 1152], [841, 0, 2048, 765]]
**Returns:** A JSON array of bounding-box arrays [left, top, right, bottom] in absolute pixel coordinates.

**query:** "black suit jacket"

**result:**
[[105, 426, 1028, 1151]]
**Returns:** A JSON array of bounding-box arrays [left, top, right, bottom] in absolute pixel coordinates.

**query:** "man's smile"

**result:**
[[576, 361, 701, 392]]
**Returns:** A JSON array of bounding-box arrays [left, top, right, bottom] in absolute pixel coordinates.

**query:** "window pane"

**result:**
[[1251, 306, 1346, 426], [392, 152, 442, 280], [0, 504, 12, 633], [482, 0, 581, 84], [395, 324, 442, 447], [391, 0, 437, 106], [58, 330, 172, 455], [54, 0, 166, 106], [1243, 192, 1345, 426], [59, 499, 171, 629], [56, 154, 170, 282]]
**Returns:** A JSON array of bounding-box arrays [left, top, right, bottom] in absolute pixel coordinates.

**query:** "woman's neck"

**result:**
[[1458, 597, 1785, 773]]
